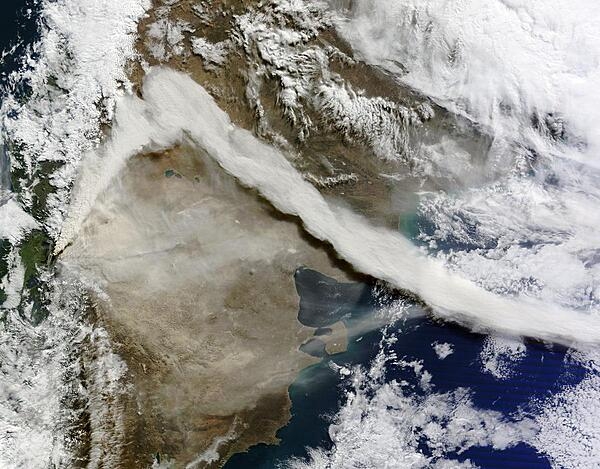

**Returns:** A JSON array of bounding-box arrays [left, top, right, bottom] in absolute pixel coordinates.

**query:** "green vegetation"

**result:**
[[0, 238, 10, 280], [20, 230, 50, 284], [18, 229, 52, 323], [31, 161, 63, 219], [0, 239, 9, 306], [3, 133, 61, 323], [8, 143, 27, 195]]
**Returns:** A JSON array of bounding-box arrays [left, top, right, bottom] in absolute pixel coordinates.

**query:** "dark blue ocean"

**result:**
[[0, 3, 589, 468], [0, 0, 39, 81], [225, 268, 585, 469], [0, 0, 39, 189]]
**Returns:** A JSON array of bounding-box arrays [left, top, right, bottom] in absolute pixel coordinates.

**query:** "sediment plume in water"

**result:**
[[61, 140, 356, 466], [57, 66, 600, 349]]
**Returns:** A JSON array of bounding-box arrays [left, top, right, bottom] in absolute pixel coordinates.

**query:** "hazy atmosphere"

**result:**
[[1, 0, 599, 468]]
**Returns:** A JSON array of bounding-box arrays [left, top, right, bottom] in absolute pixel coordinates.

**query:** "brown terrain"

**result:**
[[61, 0, 491, 466], [62, 143, 358, 467]]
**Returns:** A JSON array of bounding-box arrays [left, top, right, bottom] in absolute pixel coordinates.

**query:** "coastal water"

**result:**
[[225, 269, 585, 468]]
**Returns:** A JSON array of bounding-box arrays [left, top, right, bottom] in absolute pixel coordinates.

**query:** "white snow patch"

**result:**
[[1, 0, 149, 239], [146, 18, 193, 61], [317, 82, 419, 161], [331, 0, 600, 317], [84, 326, 130, 469], [56, 67, 600, 348], [185, 420, 239, 468], [333, 0, 600, 152], [232, 0, 441, 165], [0, 275, 91, 468], [1, 248, 26, 309], [0, 0, 149, 466], [234, 6, 330, 140], [191, 37, 230, 70], [303, 171, 358, 188]]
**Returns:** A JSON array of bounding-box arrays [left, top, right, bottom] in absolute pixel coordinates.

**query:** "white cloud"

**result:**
[[58, 65, 600, 348], [0, 197, 38, 242], [531, 351, 600, 469], [479, 336, 526, 380], [433, 341, 454, 360], [286, 331, 536, 469], [0, 0, 148, 466], [331, 0, 600, 317], [1, 0, 149, 239]]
